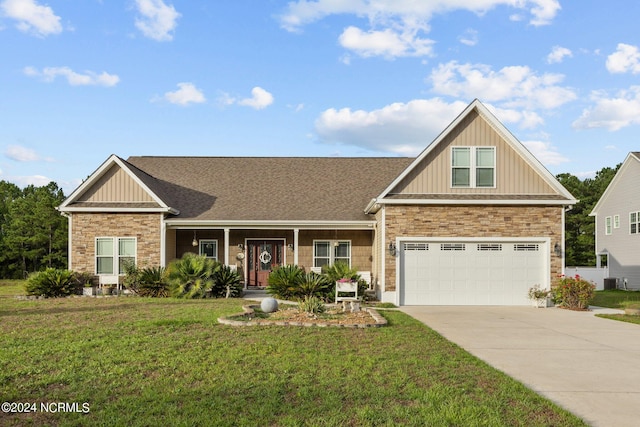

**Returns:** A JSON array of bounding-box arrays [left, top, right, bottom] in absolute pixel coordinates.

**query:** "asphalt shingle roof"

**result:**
[[125, 156, 414, 221]]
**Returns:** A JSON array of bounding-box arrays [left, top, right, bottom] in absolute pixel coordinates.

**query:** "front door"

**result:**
[[247, 240, 284, 287]]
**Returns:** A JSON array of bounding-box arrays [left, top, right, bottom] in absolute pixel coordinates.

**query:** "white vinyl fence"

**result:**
[[564, 267, 608, 290]]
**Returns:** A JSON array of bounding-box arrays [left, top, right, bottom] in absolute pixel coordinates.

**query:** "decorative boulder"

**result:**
[[261, 297, 279, 313]]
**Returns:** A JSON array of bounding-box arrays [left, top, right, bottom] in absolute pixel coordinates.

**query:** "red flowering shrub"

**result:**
[[551, 275, 595, 310]]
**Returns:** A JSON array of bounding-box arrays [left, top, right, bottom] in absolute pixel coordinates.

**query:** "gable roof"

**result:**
[[60, 155, 413, 223], [590, 152, 640, 216], [366, 99, 576, 212], [126, 156, 412, 223], [58, 154, 178, 214]]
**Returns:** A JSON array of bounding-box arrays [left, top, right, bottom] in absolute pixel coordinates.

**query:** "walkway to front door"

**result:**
[[246, 240, 284, 287]]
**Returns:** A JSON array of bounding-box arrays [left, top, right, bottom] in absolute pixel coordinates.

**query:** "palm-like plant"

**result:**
[[167, 253, 216, 298], [138, 266, 169, 297], [211, 265, 242, 298], [266, 265, 304, 300], [298, 272, 331, 299]]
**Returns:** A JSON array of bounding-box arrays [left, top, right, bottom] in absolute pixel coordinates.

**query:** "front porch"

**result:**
[[164, 226, 376, 289]]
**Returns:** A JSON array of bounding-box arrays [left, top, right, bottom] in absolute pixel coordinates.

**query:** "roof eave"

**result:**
[[378, 198, 577, 206]]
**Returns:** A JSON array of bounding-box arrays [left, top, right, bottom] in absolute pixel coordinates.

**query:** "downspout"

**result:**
[[380, 206, 386, 298], [60, 211, 72, 270], [160, 215, 166, 267]]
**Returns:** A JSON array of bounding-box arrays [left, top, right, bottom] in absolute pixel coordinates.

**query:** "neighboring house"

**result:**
[[58, 99, 577, 305], [590, 152, 640, 290]]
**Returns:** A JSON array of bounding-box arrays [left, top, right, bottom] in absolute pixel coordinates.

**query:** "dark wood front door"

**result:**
[[247, 240, 284, 287]]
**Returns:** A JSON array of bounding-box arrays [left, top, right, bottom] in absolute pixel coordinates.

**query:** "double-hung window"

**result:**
[[631, 212, 640, 234], [451, 147, 495, 188], [199, 239, 218, 260], [96, 237, 136, 275], [605, 216, 612, 235], [313, 240, 351, 268]]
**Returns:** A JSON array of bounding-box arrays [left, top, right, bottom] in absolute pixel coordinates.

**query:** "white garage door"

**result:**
[[400, 240, 546, 306]]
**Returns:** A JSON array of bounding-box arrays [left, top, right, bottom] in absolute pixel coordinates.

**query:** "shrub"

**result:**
[[266, 265, 304, 300], [552, 275, 595, 310], [298, 295, 325, 314], [138, 266, 169, 298], [211, 265, 243, 298], [74, 271, 94, 287], [25, 268, 79, 298], [298, 272, 331, 299], [167, 253, 216, 298]]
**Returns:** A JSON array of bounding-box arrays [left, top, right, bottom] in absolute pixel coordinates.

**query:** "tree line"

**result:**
[[0, 165, 621, 279], [0, 181, 68, 279]]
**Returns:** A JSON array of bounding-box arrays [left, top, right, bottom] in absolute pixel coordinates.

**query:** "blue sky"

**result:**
[[1, 0, 640, 194]]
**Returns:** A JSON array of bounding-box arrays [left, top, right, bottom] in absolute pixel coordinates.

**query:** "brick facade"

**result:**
[[70, 213, 162, 277], [382, 205, 563, 291]]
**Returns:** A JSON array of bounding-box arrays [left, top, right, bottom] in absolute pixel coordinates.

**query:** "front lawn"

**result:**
[[0, 291, 585, 426], [591, 289, 640, 309]]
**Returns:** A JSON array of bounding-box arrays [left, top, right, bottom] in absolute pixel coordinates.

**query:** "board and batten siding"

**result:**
[[77, 165, 155, 203], [595, 157, 640, 289], [391, 110, 556, 195]]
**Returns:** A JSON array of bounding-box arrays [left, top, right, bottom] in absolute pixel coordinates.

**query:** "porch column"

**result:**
[[293, 228, 299, 266], [224, 228, 230, 266]]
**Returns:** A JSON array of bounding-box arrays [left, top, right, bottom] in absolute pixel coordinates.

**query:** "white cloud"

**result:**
[[458, 28, 478, 47], [237, 87, 274, 110], [24, 66, 120, 86], [279, 1, 559, 59], [5, 144, 41, 161], [429, 61, 576, 110], [161, 82, 206, 106], [338, 26, 434, 59], [134, 0, 180, 42], [606, 43, 640, 74], [0, 0, 62, 37], [572, 87, 640, 131], [315, 98, 468, 155], [10, 174, 52, 187], [489, 106, 544, 129], [522, 140, 568, 165], [547, 46, 572, 64]]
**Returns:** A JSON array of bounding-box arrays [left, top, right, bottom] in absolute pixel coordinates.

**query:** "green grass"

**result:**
[[592, 289, 640, 309], [596, 313, 640, 325], [592, 290, 640, 326], [0, 280, 27, 297], [0, 290, 585, 426]]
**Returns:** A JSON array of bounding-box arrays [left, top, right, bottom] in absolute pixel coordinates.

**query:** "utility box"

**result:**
[[604, 278, 617, 290]]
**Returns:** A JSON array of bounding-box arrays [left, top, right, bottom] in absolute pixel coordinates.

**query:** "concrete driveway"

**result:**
[[399, 305, 640, 427]]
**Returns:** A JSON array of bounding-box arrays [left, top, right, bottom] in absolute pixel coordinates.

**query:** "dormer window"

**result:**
[[451, 146, 495, 188]]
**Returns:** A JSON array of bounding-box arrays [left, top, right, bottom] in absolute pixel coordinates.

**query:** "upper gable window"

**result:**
[[451, 147, 495, 188]]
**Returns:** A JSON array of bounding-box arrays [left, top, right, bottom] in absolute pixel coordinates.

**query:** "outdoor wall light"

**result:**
[[238, 243, 244, 251], [192, 231, 198, 247], [287, 243, 294, 251], [388, 241, 397, 256], [554, 242, 561, 257]]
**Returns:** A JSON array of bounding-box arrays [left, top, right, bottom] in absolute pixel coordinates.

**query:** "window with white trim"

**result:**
[[605, 216, 612, 235], [199, 239, 218, 260], [631, 212, 640, 234], [451, 147, 495, 188], [313, 240, 351, 268], [96, 237, 136, 275], [614, 215, 620, 229]]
